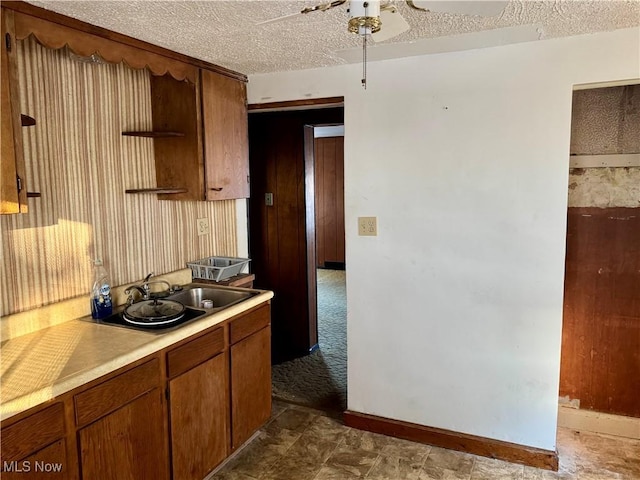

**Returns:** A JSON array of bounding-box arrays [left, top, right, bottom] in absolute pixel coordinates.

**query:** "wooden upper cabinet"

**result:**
[[148, 69, 249, 201], [1, 9, 28, 214], [201, 69, 250, 201]]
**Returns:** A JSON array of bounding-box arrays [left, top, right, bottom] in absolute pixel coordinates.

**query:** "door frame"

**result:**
[[303, 125, 318, 349], [303, 123, 346, 349], [248, 97, 345, 358]]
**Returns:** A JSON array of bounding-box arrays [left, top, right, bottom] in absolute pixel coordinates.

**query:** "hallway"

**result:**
[[271, 269, 346, 413]]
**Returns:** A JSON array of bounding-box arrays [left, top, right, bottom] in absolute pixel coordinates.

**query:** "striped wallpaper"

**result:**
[[0, 37, 238, 316]]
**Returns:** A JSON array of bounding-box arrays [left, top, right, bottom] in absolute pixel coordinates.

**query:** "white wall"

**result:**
[[248, 28, 640, 451]]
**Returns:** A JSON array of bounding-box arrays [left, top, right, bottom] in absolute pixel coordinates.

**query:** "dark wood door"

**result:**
[[78, 389, 169, 480], [231, 326, 271, 449], [169, 353, 229, 480], [315, 136, 345, 268], [249, 107, 344, 361], [560, 207, 640, 417]]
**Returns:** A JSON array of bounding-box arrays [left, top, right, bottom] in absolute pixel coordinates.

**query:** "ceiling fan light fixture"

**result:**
[[348, 1, 382, 89], [348, 1, 382, 35]]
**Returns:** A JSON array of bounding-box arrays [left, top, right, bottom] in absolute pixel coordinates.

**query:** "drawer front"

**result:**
[[1, 403, 65, 462], [167, 327, 225, 378], [230, 304, 270, 345], [74, 358, 160, 427]]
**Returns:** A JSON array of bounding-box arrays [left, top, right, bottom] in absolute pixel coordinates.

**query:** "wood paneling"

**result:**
[[248, 107, 344, 361], [166, 327, 225, 378], [201, 70, 249, 200], [169, 353, 229, 480], [0, 37, 238, 316], [74, 359, 159, 427], [231, 326, 271, 449], [315, 136, 345, 268], [78, 389, 169, 480], [344, 410, 559, 471], [560, 207, 640, 417]]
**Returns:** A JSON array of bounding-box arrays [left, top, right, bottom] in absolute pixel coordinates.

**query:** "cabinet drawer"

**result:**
[[1, 403, 65, 462], [230, 304, 270, 345], [167, 327, 225, 378], [74, 358, 160, 427]]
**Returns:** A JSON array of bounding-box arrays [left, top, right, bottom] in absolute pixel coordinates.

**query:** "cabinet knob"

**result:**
[[210, 187, 223, 192]]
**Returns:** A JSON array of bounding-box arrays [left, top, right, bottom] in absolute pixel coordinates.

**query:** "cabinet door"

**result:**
[[78, 389, 169, 480], [1, 440, 71, 480], [231, 326, 271, 449], [1, 9, 27, 214], [1, 402, 73, 479], [201, 70, 249, 200], [169, 353, 229, 480]]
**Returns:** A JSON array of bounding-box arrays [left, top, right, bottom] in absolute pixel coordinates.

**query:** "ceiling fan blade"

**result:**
[[336, 24, 543, 63], [373, 9, 411, 42], [256, 0, 348, 26], [255, 11, 305, 26], [410, 1, 508, 17]]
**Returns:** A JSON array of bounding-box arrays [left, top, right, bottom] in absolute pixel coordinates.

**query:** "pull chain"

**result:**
[[361, 1, 369, 89], [362, 33, 367, 89]]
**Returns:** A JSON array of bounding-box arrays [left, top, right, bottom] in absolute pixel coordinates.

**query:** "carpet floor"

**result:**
[[271, 269, 347, 413]]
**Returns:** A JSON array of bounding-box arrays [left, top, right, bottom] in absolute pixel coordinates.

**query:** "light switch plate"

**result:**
[[358, 217, 377, 236]]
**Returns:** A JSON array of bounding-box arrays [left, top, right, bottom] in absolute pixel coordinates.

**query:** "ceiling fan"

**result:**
[[257, 1, 508, 87]]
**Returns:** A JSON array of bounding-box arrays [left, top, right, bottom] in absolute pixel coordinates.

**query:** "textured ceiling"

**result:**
[[26, 1, 640, 75]]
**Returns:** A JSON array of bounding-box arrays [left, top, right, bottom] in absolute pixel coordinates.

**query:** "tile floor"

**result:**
[[210, 401, 640, 480]]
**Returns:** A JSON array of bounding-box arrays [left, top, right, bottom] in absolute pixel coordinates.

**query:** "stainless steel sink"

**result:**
[[167, 287, 254, 309]]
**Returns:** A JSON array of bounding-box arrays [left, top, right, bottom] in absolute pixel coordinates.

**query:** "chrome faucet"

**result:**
[[125, 272, 174, 305], [124, 285, 148, 305]]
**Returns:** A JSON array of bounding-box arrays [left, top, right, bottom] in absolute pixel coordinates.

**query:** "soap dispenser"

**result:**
[[91, 259, 113, 319]]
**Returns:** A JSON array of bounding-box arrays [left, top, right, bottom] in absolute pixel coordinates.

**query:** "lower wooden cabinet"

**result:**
[[169, 346, 229, 479], [0, 402, 73, 479], [1, 301, 271, 480], [78, 388, 169, 480], [230, 306, 272, 450]]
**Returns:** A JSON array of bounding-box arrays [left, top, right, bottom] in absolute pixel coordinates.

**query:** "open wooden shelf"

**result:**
[[122, 131, 185, 138], [125, 188, 188, 195]]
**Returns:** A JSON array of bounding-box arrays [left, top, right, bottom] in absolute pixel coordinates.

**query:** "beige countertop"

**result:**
[[0, 288, 273, 422]]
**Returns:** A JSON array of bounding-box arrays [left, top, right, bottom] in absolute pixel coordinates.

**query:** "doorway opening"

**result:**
[[559, 82, 640, 439], [248, 102, 347, 414]]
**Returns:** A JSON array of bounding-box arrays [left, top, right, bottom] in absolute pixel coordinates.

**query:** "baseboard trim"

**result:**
[[343, 410, 558, 471], [557, 406, 640, 439]]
